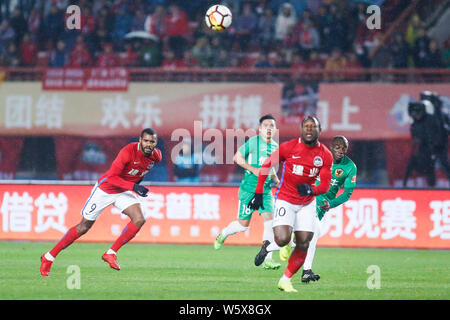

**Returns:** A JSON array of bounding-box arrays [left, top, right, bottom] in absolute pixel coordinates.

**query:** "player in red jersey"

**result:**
[[248, 116, 332, 292], [40, 128, 162, 276]]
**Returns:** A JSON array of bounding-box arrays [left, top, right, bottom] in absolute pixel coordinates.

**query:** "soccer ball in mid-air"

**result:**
[[205, 5, 232, 31]]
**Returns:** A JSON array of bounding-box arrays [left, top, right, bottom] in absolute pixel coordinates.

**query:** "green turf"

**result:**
[[0, 241, 448, 300]]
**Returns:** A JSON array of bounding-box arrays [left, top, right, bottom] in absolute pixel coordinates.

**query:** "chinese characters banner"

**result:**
[[0, 82, 281, 137], [42, 68, 129, 91], [279, 83, 450, 139], [0, 185, 448, 249]]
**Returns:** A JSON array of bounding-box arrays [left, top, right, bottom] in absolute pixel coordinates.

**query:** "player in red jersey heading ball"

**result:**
[[248, 116, 332, 292], [40, 128, 162, 276]]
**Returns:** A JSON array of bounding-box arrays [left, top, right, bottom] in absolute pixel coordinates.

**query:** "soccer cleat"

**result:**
[[262, 258, 281, 270], [102, 253, 120, 270], [254, 240, 270, 266], [213, 233, 226, 250], [301, 269, 320, 283], [278, 279, 298, 293], [279, 243, 293, 262], [40, 254, 53, 277]]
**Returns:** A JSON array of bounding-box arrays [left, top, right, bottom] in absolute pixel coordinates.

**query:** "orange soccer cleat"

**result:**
[[40, 254, 53, 277], [102, 253, 120, 270]]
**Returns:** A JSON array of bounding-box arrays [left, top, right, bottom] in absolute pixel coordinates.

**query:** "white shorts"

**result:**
[[273, 199, 317, 232], [81, 182, 142, 221]]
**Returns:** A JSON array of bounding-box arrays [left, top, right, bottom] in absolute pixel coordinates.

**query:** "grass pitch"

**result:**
[[0, 241, 448, 300]]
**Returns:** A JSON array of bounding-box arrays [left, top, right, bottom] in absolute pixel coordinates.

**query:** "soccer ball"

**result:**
[[205, 5, 232, 31]]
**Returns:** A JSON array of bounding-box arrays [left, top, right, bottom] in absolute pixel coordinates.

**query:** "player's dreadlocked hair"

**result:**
[[332, 135, 349, 149]]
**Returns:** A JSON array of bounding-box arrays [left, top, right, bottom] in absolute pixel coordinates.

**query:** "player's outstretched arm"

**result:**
[[329, 166, 357, 209], [233, 150, 259, 176]]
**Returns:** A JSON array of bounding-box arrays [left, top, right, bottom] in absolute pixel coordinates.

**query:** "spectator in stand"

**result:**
[[132, 9, 147, 31], [315, 4, 333, 53], [3, 42, 21, 67], [297, 21, 320, 58], [48, 40, 68, 67], [111, 5, 132, 47], [304, 50, 324, 69], [274, 3, 297, 43], [90, 27, 112, 56], [413, 28, 431, 68], [97, 5, 115, 36], [443, 40, 450, 68], [257, 7, 276, 51], [43, 5, 64, 47], [254, 52, 273, 68], [19, 33, 38, 66], [123, 41, 141, 67], [144, 4, 166, 38], [325, 47, 347, 79], [326, 4, 347, 53], [290, 52, 304, 68], [212, 49, 231, 68], [9, 8, 27, 45], [234, 2, 258, 51], [390, 32, 409, 68], [139, 38, 161, 67], [405, 14, 424, 48], [27, 8, 41, 38], [230, 56, 241, 68], [68, 41, 93, 67], [165, 4, 189, 59], [80, 5, 97, 37], [191, 36, 212, 68], [0, 20, 15, 56], [273, 51, 291, 68], [96, 43, 120, 67], [182, 50, 198, 68], [161, 50, 185, 69], [425, 40, 443, 68], [371, 34, 392, 69], [210, 36, 222, 53]]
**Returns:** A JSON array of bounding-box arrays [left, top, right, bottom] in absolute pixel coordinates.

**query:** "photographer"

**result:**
[[403, 101, 440, 187], [420, 91, 450, 185]]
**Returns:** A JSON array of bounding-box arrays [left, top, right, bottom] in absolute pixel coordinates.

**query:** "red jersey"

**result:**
[[255, 138, 332, 205], [97, 142, 162, 194]]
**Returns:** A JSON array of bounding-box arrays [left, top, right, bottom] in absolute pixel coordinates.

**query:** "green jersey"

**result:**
[[238, 135, 278, 193], [316, 155, 357, 220]]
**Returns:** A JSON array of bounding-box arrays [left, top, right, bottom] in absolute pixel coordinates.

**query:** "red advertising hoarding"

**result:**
[[0, 185, 448, 249]]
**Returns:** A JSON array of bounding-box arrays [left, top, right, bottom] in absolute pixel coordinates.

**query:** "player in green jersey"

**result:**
[[279, 135, 357, 281], [214, 114, 281, 269]]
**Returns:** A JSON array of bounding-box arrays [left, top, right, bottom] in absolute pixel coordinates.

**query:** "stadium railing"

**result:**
[[2, 67, 450, 83]]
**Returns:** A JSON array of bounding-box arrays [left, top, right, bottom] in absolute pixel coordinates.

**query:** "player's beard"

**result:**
[[302, 132, 318, 146], [140, 143, 154, 156]]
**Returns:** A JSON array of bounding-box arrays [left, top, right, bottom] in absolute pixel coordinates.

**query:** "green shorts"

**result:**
[[237, 188, 274, 220]]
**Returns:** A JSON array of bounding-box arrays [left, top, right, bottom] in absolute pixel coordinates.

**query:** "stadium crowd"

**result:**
[[0, 0, 448, 70]]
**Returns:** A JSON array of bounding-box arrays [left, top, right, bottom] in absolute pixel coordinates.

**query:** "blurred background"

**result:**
[[0, 0, 449, 189]]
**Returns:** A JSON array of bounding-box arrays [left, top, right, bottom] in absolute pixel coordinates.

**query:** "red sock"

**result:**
[[110, 221, 140, 253], [49, 226, 80, 258], [284, 248, 307, 278]]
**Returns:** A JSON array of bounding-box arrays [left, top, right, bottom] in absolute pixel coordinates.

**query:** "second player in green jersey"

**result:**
[[214, 115, 281, 269]]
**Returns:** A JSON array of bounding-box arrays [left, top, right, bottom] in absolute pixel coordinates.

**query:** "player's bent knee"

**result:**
[[274, 234, 290, 247], [134, 217, 145, 228]]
